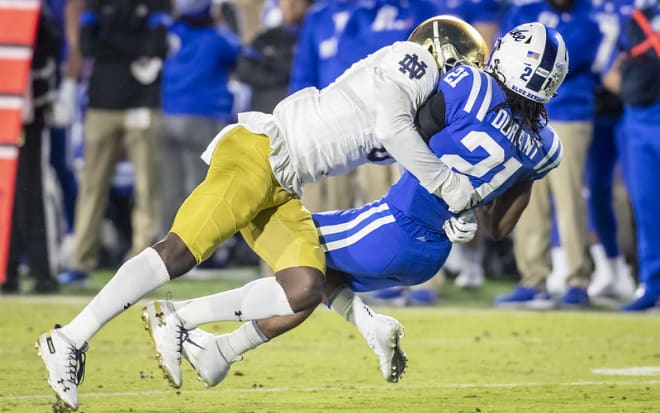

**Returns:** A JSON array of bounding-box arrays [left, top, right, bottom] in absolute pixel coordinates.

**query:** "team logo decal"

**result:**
[[398, 53, 427, 79], [510, 29, 530, 42]]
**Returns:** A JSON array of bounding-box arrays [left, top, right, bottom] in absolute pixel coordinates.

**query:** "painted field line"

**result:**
[[593, 367, 660, 376], [4, 380, 660, 402]]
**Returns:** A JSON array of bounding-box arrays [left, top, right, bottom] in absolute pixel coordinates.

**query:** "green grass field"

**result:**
[[1, 273, 660, 413]]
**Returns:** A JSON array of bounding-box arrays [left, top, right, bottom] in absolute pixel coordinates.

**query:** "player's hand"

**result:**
[[437, 172, 480, 213], [130, 57, 163, 85], [51, 78, 77, 127], [443, 210, 477, 243]]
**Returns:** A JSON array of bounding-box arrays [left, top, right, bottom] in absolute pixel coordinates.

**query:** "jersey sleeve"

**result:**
[[438, 65, 494, 126], [372, 41, 454, 195], [528, 126, 563, 181]]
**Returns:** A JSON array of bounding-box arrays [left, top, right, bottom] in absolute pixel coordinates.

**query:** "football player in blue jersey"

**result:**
[[174, 22, 570, 388], [605, 0, 660, 311]]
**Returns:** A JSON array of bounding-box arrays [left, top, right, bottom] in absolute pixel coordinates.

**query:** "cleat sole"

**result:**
[[53, 395, 75, 413], [36, 339, 77, 412], [141, 307, 181, 389], [387, 326, 408, 384]]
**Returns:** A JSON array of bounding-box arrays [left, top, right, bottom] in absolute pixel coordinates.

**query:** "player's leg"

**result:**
[[549, 121, 593, 307], [181, 268, 406, 388], [65, 110, 123, 281], [620, 110, 660, 311], [182, 307, 316, 387], [498, 168, 554, 308], [177, 194, 327, 387], [149, 191, 324, 389], [142, 126, 324, 386], [36, 111, 127, 409], [586, 115, 621, 298], [586, 115, 619, 258], [181, 267, 391, 388], [171, 195, 325, 386], [170, 193, 325, 327], [53, 127, 271, 344], [182, 201, 451, 386], [317, 200, 450, 382], [36, 126, 278, 406], [325, 270, 408, 383]]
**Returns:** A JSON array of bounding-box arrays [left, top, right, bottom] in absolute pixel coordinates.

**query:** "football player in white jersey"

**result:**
[[35, 16, 487, 411], [174, 21, 568, 389]]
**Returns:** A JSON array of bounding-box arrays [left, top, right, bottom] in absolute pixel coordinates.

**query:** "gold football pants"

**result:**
[[170, 126, 325, 274]]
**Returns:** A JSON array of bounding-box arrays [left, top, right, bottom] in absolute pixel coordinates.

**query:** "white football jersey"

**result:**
[[203, 41, 449, 197]]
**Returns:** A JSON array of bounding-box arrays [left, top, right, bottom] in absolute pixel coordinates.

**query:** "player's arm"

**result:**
[[478, 180, 532, 240], [603, 53, 624, 94], [64, 0, 84, 79], [374, 44, 476, 212], [415, 90, 446, 142]]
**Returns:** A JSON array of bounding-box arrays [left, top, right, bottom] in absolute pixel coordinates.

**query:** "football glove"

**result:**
[[436, 172, 481, 213], [51, 78, 77, 127], [443, 209, 477, 243]]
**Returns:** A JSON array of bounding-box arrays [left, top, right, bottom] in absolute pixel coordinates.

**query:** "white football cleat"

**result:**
[[453, 244, 485, 289], [588, 244, 615, 298], [36, 326, 88, 411], [182, 329, 235, 387], [367, 315, 407, 383], [454, 262, 485, 289], [141, 301, 187, 388], [588, 246, 637, 300], [610, 256, 637, 299]]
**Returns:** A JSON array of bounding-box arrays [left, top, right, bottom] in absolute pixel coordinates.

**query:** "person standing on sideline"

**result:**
[[495, 0, 602, 309], [605, 0, 660, 311], [236, 0, 313, 113], [585, 0, 637, 301], [2, 5, 62, 294], [57, 0, 171, 284]]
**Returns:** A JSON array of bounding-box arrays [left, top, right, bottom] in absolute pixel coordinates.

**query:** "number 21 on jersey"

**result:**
[[440, 131, 522, 200]]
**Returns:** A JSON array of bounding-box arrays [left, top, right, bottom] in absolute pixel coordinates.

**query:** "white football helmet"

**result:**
[[487, 22, 568, 103]]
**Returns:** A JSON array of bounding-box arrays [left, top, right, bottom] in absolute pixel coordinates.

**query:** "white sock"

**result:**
[[217, 321, 269, 361], [61, 248, 170, 348], [330, 287, 375, 339], [173, 277, 294, 329]]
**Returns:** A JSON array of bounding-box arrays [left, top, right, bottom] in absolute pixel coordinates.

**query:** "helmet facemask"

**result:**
[[409, 15, 489, 75]]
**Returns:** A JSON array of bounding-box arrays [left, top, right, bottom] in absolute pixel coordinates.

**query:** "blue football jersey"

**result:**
[[289, 1, 359, 91], [591, 0, 638, 76], [451, 0, 504, 25], [384, 65, 563, 233]]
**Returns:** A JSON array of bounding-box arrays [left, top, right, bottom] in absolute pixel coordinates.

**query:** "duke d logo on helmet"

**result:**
[[398, 54, 427, 79], [510, 29, 529, 42]]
